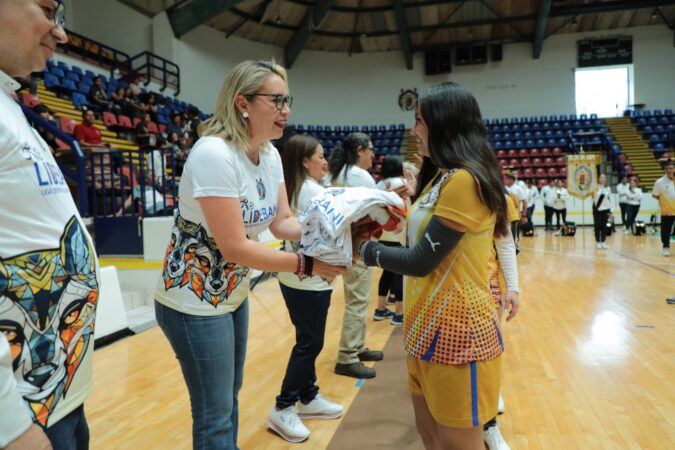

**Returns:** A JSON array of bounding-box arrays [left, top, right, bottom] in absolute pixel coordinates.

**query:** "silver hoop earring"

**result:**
[[242, 112, 249, 118]]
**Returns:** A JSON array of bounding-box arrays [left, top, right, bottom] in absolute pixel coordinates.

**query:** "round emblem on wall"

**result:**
[[398, 88, 418, 111]]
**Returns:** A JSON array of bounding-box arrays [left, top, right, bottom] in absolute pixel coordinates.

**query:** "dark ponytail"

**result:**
[[328, 132, 371, 183]]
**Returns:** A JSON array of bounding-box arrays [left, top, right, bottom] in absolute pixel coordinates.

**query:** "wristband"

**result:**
[[294, 253, 304, 276]]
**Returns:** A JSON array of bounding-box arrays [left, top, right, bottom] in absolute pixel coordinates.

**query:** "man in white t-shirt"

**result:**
[[652, 161, 675, 257], [0, 2, 100, 449], [540, 180, 554, 230]]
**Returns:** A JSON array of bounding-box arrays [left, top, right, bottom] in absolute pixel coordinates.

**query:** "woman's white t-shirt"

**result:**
[[333, 165, 376, 188], [155, 136, 284, 315], [278, 178, 335, 291]]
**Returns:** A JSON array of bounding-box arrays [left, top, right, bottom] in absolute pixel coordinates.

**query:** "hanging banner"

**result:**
[[566, 154, 598, 199]]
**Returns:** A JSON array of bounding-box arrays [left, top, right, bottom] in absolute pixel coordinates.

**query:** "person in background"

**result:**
[[0, 1, 100, 449], [652, 160, 675, 257], [616, 176, 629, 233], [153, 60, 344, 450], [552, 179, 569, 233], [540, 179, 554, 231], [87, 76, 112, 111], [329, 132, 385, 379], [373, 155, 408, 325], [353, 82, 517, 450], [593, 174, 612, 249], [32, 103, 59, 153], [525, 178, 538, 224], [624, 177, 642, 233], [268, 134, 343, 443], [73, 109, 108, 149], [504, 174, 527, 244]]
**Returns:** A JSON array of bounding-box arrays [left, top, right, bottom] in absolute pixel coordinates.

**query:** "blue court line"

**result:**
[[615, 252, 675, 277], [355, 379, 364, 388], [635, 325, 656, 328]]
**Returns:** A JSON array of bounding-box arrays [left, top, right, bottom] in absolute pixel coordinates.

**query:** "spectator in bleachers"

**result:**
[[128, 73, 142, 96], [135, 112, 156, 147], [124, 86, 146, 118], [145, 92, 159, 122], [116, 167, 169, 216], [74, 109, 108, 148], [110, 85, 130, 115], [166, 112, 186, 139], [186, 106, 201, 141], [0, 2, 100, 449], [625, 176, 643, 233], [87, 76, 112, 111]]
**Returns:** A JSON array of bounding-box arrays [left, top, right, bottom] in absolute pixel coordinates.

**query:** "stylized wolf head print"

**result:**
[[161, 217, 249, 307], [0, 217, 98, 427]]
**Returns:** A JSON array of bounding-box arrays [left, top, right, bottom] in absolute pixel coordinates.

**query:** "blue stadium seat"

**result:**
[[72, 92, 89, 108]]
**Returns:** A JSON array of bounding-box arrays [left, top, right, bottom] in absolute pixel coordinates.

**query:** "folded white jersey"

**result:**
[[298, 187, 407, 265]]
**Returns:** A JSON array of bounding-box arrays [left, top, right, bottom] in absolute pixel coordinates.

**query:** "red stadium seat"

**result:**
[[556, 156, 566, 166], [147, 122, 159, 134], [159, 124, 167, 134], [535, 168, 547, 178], [543, 157, 554, 167], [117, 115, 133, 129], [508, 158, 519, 167], [530, 148, 540, 157], [59, 117, 77, 135], [102, 111, 118, 128], [499, 159, 508, 168], [547, 167, 559, 177], [540, 148, 551, 157], [560, 167, 567, 177], [497, 150, 507, 158], [22, 92, 41, 108], [507, 149, 518, 158], [132, 117, 141, 128], [520, 158, 531, 167], [532, 157, 542, 167], [518, 148, 528, 158], [523, 168, 534, 178], [552, 147, 562, 156]]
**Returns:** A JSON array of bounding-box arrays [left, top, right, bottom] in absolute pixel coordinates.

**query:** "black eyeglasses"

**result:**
[[247, 93, 293, 111], [40, 1, 66, 27]]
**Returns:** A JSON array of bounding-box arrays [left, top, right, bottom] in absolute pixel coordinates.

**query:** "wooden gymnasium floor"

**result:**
[[86, 227, 675, 449]]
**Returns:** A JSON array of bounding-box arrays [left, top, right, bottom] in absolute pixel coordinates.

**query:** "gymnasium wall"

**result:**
[[65, 1, 675, 126]]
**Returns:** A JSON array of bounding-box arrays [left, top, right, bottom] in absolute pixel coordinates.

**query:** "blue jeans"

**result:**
[[155, 299, 249, 450], [45, 404, 89, 450]]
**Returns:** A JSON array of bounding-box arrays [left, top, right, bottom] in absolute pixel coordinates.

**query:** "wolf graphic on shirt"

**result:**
[[0, 216, 98, 428], [162, 215, 248, 306]]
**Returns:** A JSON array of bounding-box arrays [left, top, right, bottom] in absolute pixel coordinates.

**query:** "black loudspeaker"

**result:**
[[632, 221, 646, 236], [472, 45, 487, 63], [562, 221, 577, 236], [455, 46, 488, 65], [491, 44, 503, 61], [424, 50, 451, 75]]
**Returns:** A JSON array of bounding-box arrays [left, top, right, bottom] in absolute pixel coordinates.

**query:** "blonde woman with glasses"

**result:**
[[153, 60, 344, 450]]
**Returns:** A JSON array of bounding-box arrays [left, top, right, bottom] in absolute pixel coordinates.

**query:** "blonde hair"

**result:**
[[198, 60, 288, 151]]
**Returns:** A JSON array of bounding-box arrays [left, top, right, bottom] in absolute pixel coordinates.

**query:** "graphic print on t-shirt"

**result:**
[[162, 215, 249, 306], [0, 216, 98, 427], [256, 178, 266, 200]]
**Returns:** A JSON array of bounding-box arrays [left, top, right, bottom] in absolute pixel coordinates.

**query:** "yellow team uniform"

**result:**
[[404, 169, 502, 428]]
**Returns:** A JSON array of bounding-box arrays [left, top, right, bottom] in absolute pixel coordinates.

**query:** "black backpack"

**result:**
[[632, 221, 646, 236]]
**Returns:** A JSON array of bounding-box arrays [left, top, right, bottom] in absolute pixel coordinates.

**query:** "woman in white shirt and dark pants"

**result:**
[[625, 177, 643, 233], [593, 174, 612, 249]]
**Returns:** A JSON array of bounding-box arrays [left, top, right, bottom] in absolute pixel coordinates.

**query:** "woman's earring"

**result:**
[[242, 112, 249, 118]]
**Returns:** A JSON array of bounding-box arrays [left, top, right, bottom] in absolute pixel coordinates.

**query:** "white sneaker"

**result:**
[[601, 242, 608, 249], [498, 394, 505, 414], [297, 394, 343, 419], [267, 406, 310, 443], [484, 424, 511, 450], [596, 242, 603, 249], [623, 229, 630, 235], [663, 248, 670, 257]]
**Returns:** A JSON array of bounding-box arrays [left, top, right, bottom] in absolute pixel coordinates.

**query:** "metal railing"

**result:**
[[111, 52, 181, 96]]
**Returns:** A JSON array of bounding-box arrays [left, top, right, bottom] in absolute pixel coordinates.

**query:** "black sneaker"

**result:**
[[391, 314, 403, 325], [357, 348, 384, 361], [334, 362, 376, 379], [373, 308, 394, 321], [667, 297, 675, 305]]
